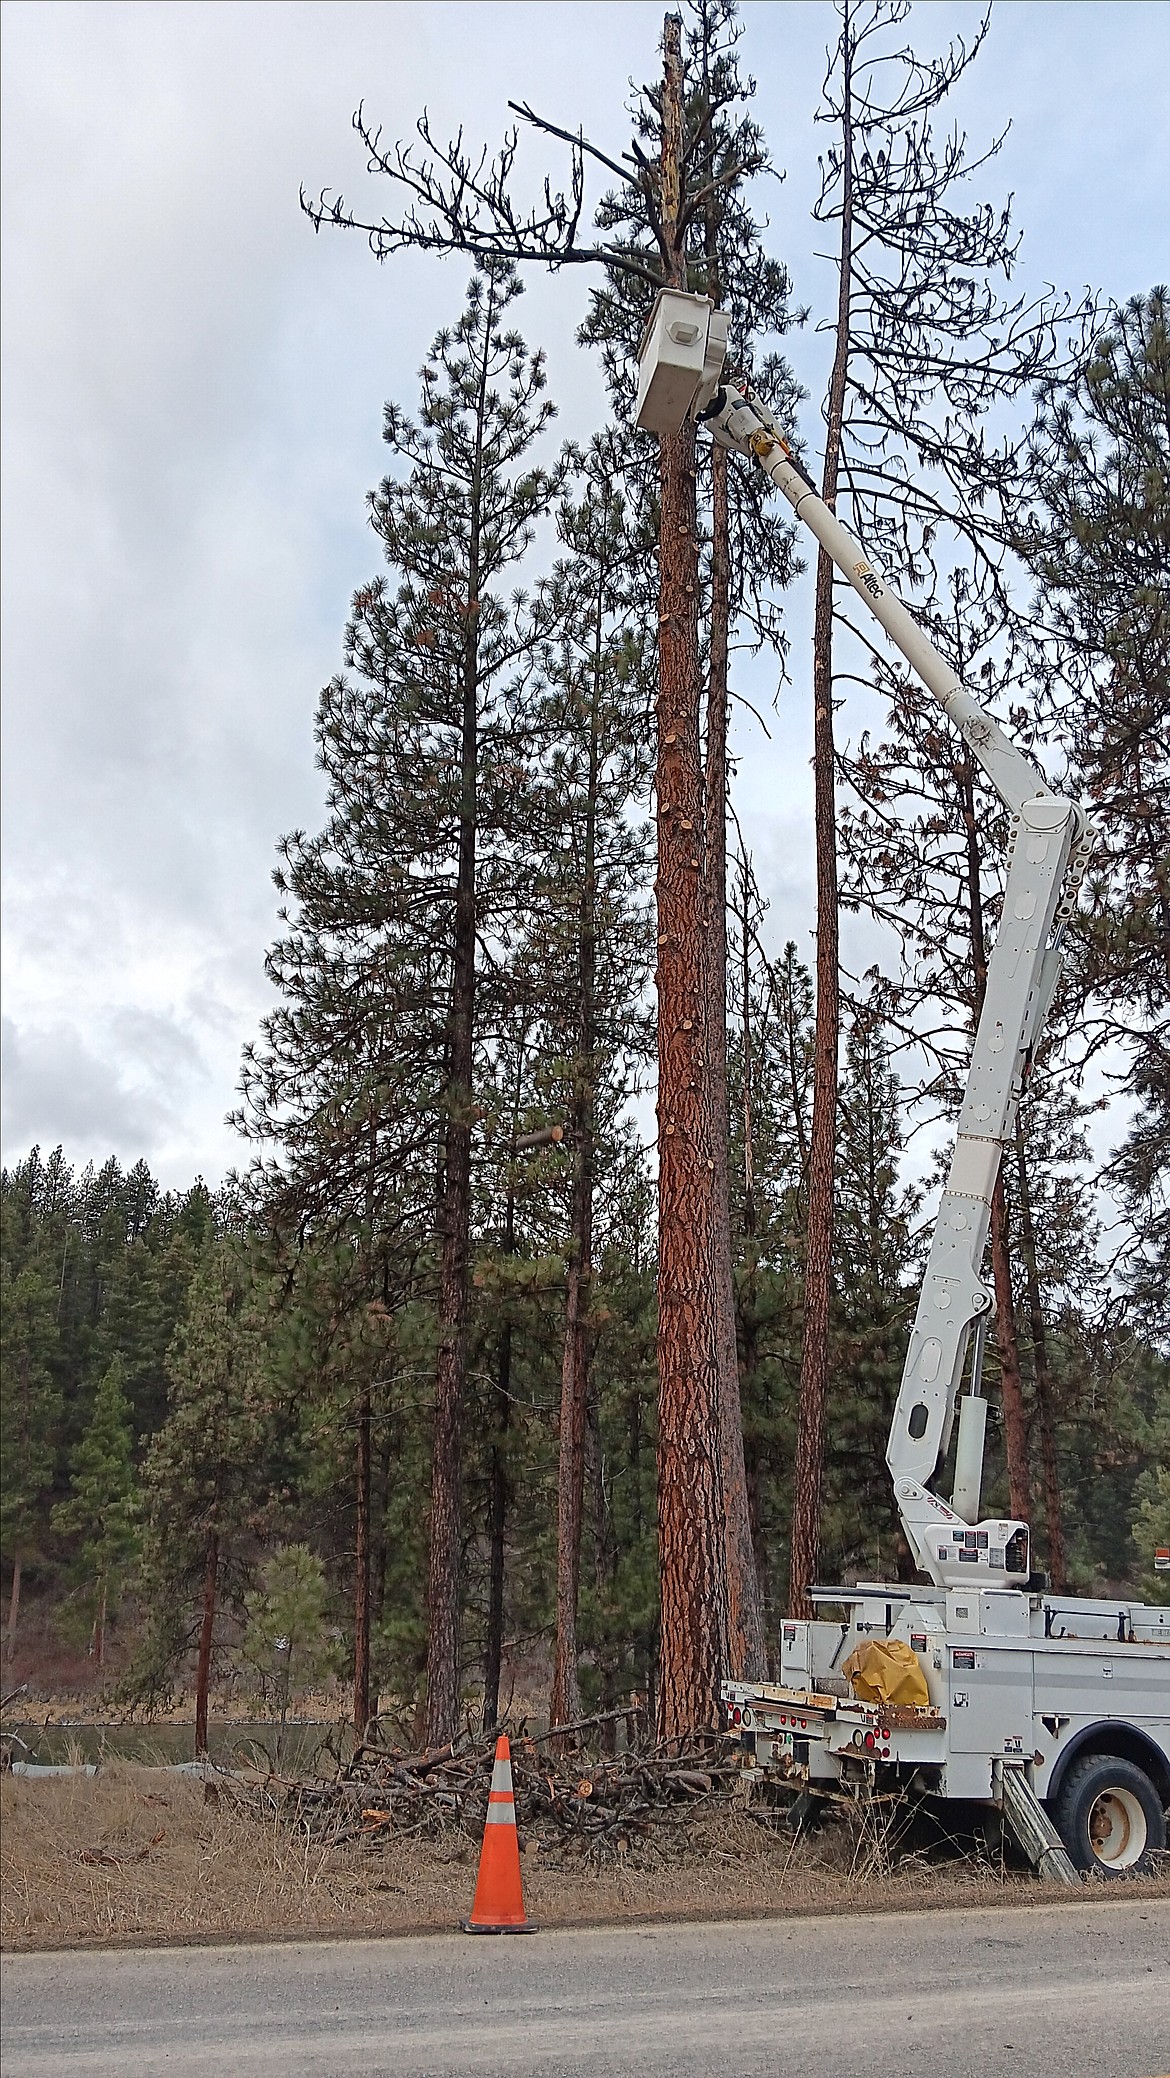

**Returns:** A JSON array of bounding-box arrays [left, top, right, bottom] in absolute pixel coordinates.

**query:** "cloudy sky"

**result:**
[[3, 0, 1167, 1189]]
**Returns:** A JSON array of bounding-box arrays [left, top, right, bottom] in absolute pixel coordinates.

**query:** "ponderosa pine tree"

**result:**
[[237, 262, 563, 1743], [356, 262, 562, 1745]]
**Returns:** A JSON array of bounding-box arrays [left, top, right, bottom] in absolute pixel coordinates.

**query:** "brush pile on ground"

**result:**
[[228, 1725, 750, 1867]]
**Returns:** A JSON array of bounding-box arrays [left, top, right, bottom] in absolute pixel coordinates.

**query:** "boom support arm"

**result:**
[[635, 292, 1090, 1590]]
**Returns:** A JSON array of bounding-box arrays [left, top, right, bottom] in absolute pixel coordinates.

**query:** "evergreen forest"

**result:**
[[2, 2, 1167, 1749]]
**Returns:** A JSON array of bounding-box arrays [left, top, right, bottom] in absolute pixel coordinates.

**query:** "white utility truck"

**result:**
[[636, 291, 1170, 1880]]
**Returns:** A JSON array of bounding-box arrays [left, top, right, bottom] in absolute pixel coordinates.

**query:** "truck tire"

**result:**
[[1053, 1754, 1165, 1876]]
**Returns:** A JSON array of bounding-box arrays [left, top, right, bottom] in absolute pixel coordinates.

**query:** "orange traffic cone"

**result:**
[[462, 1735, 536, 1934]]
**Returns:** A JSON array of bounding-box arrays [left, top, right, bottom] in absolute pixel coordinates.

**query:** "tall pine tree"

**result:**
[[237, 263, 563, 1741]]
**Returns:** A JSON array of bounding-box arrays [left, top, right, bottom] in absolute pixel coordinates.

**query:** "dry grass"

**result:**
[[5, 1765, 1168, 1952]]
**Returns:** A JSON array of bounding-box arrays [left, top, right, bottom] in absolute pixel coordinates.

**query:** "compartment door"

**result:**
[[949, 1646, 1033, 1756]]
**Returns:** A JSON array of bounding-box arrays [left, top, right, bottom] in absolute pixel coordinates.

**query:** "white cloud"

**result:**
[[2, 1013, 179, 1160]]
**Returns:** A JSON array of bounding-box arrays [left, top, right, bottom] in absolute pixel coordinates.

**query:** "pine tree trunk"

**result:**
[[1015, 1119, 1067, 1590], [551, 641, 601, 1734], [194, 1530, 219, 1761], [425, 280, 494, 1745], [789, 32, 853, 1621], [4, 1552, 21, 1666], [354, 1384, 372, 1741], [655, 10, 729, 1737], [706, 444, 766, 1677]]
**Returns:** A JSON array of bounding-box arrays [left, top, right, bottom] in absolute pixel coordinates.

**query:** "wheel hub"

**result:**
[[1087, 1786, 1147, 1870]]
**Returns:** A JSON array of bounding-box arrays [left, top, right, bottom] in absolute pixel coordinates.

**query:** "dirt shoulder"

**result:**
[[4, 1764, 1167, 1953]]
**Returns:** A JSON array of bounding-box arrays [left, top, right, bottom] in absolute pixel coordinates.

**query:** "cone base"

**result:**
[[461, 1918, 537, 1935]]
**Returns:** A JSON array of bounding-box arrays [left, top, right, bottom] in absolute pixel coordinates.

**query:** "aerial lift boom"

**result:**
[[635, 290, 1092, 1591]]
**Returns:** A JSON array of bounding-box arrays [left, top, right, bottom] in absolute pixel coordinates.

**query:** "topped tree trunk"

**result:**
[[654, 11, 729, 1736]]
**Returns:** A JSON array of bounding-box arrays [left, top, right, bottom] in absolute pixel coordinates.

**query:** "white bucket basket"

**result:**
[[634, 290, 728, 435]]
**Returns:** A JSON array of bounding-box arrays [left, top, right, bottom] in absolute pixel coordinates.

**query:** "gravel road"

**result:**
[[3, 1897, 1167, 2077]]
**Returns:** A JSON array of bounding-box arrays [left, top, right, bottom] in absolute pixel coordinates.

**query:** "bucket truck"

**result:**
[[635, 291, 1170, 1879]]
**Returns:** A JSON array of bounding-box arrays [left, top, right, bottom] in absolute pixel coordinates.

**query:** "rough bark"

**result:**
[[354, 1384, 372, 1740], [655, 10, 729, 1736], [789, 32, 853, 1622], [425, 280, 494, 1744], [1015, 1118, 1067, 1589], [194, 1530, 219, 1761], [705, 443, 766, 1678]]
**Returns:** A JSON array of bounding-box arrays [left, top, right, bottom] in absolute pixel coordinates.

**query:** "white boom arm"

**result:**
[[635, 291, 1090, 1590]]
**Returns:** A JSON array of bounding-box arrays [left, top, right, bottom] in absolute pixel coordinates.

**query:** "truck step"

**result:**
[[998, 1764, 1080, 1887]]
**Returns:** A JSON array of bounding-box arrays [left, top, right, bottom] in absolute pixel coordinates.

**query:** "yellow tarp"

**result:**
[[841, 1637, 930, 1708]]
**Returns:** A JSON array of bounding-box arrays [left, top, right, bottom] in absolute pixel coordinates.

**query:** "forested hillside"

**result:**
[[2, 2, 1166, 1742]]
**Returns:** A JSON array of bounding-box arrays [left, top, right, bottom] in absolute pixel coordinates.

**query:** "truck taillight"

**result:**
[[879, 1726, 890, 1740], [731, 1706, 742, 1725], [864, 1731, 876, 1751]]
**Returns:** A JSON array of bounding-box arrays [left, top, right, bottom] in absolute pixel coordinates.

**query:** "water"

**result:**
[[2, 1719, 344, 1773]]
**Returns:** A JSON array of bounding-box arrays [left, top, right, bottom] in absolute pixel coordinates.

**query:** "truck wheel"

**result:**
[[1054, 1754, 1165, 1875]]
